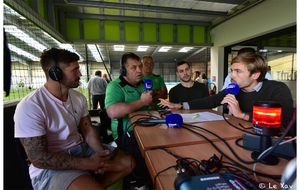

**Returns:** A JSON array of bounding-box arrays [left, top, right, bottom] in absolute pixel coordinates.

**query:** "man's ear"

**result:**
[[252, 72, 261, 80]]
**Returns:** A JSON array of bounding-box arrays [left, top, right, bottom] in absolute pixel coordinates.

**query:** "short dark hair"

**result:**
[[120, 52, 141, 67], [195, 71, 200, 76], [40, 48, 79, 75], [95, 70, 101, 76], [176, 60, 190, 68]]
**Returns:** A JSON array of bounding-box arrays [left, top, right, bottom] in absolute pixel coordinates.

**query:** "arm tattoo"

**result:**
[[19, 136, 83, 170]]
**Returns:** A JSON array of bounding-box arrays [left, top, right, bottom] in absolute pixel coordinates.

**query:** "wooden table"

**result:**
[[131, 109, 253, 156], [145, 139, 289, 190]]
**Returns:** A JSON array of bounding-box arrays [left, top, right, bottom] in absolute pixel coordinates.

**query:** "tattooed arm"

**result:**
[[19, 135, 110, 171]]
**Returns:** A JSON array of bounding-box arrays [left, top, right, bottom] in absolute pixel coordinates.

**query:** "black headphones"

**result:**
[[120, 52, 136, 76], [120, 66, 127, 76], [119, 53, 127, 76], [48, 48, 63, 81]]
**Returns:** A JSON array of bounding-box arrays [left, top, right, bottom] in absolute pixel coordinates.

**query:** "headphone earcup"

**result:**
[[48, 66, 63, 81], [120, 66, 127, 76]]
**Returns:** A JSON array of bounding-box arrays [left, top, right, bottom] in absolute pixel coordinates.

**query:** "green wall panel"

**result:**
[[39, 0, 46, 19], [160, 24, 173, 43], [143, 23, 157, 42], [193, 26, 206, 44], [83, 19, 100, 40], [177, 25, 190, 43], [124, 22, 139, 42], [104, 20, 120, 41], [66, 18, 81, 40]]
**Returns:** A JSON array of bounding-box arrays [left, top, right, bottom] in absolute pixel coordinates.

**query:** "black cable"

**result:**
[[153, 165, 177, 189], [222, 112, 254, 133], [181, 123, 282, 179], [183, 120, 295, 166]]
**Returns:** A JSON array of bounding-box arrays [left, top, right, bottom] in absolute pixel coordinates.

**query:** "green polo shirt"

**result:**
[[105, 76, 150, 139], [142, 74, 166, 110]]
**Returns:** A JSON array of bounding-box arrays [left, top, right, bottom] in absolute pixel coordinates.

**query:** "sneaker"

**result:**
[[134, 185, 148, 190]]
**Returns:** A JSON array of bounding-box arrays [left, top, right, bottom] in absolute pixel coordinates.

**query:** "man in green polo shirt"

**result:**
[[105, 52, 153, 189], [142, 55, 167, 110]]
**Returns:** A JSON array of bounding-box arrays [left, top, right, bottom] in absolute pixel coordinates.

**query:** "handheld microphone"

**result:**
[[144, 114, 183, 128], [223, 83, 240, 112], [144, 79, 153, 91], [225, 83, 240, 95]]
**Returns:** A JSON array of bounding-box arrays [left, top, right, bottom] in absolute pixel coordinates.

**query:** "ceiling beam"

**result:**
[[65, 12, 211, 26], [61, 0, 228, 17]]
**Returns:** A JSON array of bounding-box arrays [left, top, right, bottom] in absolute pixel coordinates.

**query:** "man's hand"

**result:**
[[158, 98, 181, 109], [140, 91, 153, 106], [221, 94, 244, 118], [88, 150, 112, 174]]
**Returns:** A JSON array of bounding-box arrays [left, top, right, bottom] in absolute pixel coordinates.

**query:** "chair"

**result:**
[[98, 109, 114, 144]]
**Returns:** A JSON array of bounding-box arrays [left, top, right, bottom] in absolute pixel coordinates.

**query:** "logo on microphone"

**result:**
[[225, 83, 240, 95], [144, 79, 153, 91], [166, 114, 183, 128]]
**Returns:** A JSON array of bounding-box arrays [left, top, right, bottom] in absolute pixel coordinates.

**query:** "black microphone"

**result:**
[[144, 114, 183, 128], [144, 79, 153, 91], [223, 83, 240, 112]]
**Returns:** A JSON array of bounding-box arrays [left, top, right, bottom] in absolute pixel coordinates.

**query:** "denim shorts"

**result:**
[[31, 142, 115, 190]]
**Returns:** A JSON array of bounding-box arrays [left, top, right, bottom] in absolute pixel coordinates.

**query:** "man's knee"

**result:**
[[67, 175, 104, 190]]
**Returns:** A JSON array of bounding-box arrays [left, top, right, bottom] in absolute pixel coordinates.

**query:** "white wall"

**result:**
[[210, 0, 296, 89]]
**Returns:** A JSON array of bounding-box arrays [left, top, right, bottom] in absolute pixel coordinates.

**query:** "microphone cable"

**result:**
[[119, 111, 163, 180], [151, 146, 261, 190], [221, 111, 254, 134], [181, 123, 282, 180]]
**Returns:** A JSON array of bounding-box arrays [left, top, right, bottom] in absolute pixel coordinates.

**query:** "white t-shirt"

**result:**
[[14, 86, 89, 178]]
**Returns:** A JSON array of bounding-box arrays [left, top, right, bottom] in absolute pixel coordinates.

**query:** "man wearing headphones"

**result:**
[[14, 48, 134, 190], [105, 52, 153, 189]]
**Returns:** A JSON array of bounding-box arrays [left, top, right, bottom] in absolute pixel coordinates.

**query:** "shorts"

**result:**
[[31, 142, 115, 190]]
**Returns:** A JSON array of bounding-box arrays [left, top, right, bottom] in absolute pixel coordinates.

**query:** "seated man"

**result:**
[[159, 52, 294, 129], [169, 61, 209, 103], [222, 47, 273, 90], [14, 48, 134, 190], [105, 52, 153, 189]]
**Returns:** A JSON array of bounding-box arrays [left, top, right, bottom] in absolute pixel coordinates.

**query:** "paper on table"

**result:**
[[179, 112, 226, 123]]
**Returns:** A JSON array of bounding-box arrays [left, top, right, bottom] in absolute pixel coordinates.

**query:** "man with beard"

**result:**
[[14, 48, 134, 190], [105, 52, 153, 189], [169, 60, 209, 103], [159, 53, 294, 130]]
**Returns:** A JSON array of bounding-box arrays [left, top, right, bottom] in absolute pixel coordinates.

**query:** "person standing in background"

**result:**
[[88, 70, 108, 110], [193, 71, 202, 83], [200, 73, 208, 85], [142, 55, 167, 110], [169, 61, 209, 103], [103, 73, 111, 84]]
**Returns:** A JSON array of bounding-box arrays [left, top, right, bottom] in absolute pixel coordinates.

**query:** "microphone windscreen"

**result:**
[[166, 114, 183, 128], [144, 79, 153, 91], [225, 83, 240, 96]]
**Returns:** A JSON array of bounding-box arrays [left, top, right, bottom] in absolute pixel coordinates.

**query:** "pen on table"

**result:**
[[193, 113, 200, 119]]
